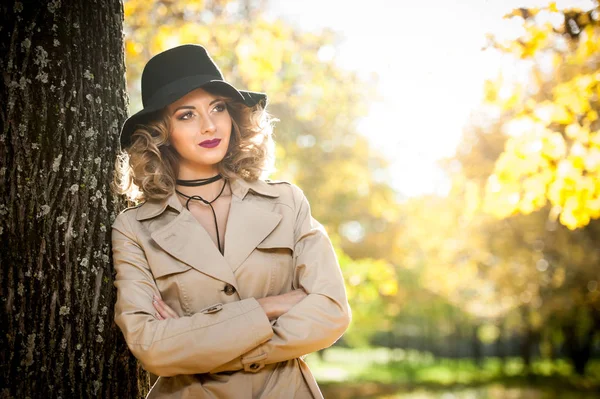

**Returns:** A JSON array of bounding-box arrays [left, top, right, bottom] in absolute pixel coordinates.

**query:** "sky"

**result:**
[[267, 0, 596, 197]]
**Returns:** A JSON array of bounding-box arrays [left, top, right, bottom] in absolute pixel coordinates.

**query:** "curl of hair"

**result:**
[[112, 93, 277, 203]]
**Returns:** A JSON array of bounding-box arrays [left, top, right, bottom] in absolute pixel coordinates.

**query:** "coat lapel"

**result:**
[[151, 210, 238, 287], [136, 178, 283, 284], [138, 193, 238, 288], [224, 194, 282, 272]]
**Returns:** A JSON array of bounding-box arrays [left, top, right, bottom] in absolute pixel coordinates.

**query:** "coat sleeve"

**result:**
[[111, 211, 274, 377], [210, 185, 352, 374]]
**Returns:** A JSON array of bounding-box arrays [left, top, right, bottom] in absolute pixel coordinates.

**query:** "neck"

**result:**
[[177, 162, 220, 180], [176, 164, 226, 199], [176, 177, 229, 201]]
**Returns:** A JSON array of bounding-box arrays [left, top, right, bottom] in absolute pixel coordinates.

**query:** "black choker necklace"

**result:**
[[176, 177, 228, 255], [176, 174, 223, 187]]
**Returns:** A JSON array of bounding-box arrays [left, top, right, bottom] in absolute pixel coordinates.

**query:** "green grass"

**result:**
[[305, 347, 600, 399]]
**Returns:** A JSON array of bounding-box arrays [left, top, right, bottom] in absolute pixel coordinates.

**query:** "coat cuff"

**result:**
[[208, 298, 273, 374], [239, 297, 274, 348]]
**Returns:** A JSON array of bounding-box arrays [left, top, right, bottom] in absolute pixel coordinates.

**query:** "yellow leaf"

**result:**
[[565, 123, 589, 144], [542, 132, 566, 160], [379, 281, 398, 296], [548, 179, 567, 206], [569, 142, 588, 169], [559, 205, 580, 230], [550, 104, 572, 124], [124, 2, 136, 19], [584, 147, 600, 172], [483, 79, 499, 103], [125, 40, 141, 57], [586, 197, 600, 219], [464, 180, 480, 218], [590, 131, 600, 148], [520, 174, 549, 213], [577, 13, 591, 26]]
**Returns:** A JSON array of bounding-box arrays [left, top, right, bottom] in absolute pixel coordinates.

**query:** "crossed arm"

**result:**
[[112, 186, 351, 376], [154, 289, 308, 322]]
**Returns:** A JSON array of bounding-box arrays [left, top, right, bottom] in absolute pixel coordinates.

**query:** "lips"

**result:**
[[199, 139, 221, 148]]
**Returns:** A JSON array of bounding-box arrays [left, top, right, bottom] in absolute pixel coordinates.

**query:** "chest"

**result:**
[[185, 195, 232, 254], [137, 197, 297, 316]]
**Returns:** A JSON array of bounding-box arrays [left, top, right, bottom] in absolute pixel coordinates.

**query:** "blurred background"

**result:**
[[123, 0, 600, 397]]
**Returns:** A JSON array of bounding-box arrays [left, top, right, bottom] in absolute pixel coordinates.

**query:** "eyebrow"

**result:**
[[171, 99, 224, 115]]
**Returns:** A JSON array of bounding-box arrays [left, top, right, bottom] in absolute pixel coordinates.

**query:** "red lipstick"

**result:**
[[199, 139, 221, 148]]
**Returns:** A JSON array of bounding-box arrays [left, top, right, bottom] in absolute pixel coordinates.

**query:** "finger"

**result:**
[[294, 290, 307, 303], [161, 300, 179, 319], [154, 296, 179, 319], [153, 299, 171, 319], [293, 289, 308, 299], [153, 296, 175, 319], [155, 311, 164, 320], [283, 290, 304, 304]]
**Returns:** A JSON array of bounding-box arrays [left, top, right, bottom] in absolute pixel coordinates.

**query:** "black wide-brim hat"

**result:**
[[119, 44, 267, 149]]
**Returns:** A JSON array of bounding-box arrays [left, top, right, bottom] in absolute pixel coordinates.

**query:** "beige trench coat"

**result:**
[[111, 178, 351, 398]]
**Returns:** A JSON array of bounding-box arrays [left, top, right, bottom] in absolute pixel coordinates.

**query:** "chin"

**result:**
[[197, 152, 227, 166]]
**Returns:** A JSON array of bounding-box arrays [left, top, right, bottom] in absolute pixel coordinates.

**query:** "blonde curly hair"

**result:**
[[113, 89, 276, 203]]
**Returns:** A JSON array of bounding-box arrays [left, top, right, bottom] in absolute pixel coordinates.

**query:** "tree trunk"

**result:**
[[562, 323, 590, 376], [562, 306, 600, 376], [471, 324, 482, 367], [519, 307, 537, 375], [494, 319, 506, 375], [0, 0, 148, 397]]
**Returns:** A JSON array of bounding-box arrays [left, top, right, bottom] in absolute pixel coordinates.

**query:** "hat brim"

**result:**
[[119, 77, 267, 149]]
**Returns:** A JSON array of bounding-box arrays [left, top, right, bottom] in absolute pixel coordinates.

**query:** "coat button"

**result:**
[[249, 363, 260, 370], [223, 283, 236, 296], [201, 303, 223, 314]]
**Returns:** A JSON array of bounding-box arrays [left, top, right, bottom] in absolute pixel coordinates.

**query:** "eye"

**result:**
[[178, 111, 194, 121], [213, 103, 226, 113]]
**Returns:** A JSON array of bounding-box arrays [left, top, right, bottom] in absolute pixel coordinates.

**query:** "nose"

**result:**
[[201, 116, 217, 135]]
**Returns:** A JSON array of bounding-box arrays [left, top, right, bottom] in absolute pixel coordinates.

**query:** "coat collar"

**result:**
[[230, 178, 281, 200], [135, 177, 280, 221]]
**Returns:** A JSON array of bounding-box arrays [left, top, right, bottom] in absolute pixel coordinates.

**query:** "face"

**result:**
[[166, 87, 232, 175]]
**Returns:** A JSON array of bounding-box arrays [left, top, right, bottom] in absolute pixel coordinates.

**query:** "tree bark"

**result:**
[[0, 0, 148, 397]]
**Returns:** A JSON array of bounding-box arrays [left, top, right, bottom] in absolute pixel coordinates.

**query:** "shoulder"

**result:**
[[121, 202, 145, 214], [262, 179, 307, 207], [266, 181, 314, 222], [263, 179, 290, 186], [241, 178, 308, 211], [264, 181, 322, 235], [112, 202, 144, 232]]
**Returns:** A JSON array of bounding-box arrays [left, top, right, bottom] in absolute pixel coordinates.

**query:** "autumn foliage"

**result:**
[[482, 1, 600, 230], [123, 0, 600, 380]]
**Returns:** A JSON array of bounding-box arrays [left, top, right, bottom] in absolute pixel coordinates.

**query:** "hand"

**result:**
[[257, 289, 308, 321], [153, 295, 179, 320], [153, 289, 308, 321]]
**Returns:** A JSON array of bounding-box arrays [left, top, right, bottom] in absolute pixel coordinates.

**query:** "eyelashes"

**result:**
[[177, 103, 226, 121], [178, 111, 193, 121]]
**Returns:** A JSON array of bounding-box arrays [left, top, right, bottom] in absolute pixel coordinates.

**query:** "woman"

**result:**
[[111, 44, 351, 398]]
